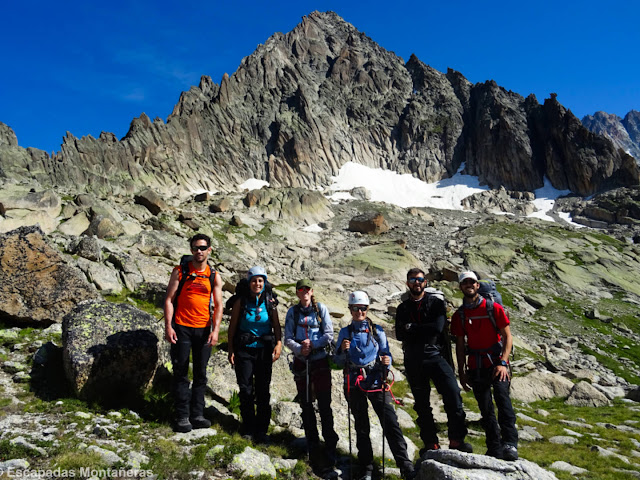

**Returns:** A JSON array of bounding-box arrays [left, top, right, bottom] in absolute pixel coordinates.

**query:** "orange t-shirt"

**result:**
[[173, 263, 214, 328]]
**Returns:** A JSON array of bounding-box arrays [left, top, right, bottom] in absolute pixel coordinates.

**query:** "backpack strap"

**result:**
[[484, 298, 500, 335]]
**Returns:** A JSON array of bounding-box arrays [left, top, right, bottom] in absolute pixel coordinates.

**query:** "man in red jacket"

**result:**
[[451, 271, 518, 461]]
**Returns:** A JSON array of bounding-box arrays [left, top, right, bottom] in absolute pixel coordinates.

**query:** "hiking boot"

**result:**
[[502, 444, 518, 461], [320, 467, 339, 480], [400, 466, 417, 480], [173, 418, 192, 433], [485, 447, 503, 459], [419, 443, 440, 456], [190, 416, 211, 429], [253, 432, 271, 445], [449, 440, 473, 453], [357, 474, 372, 480]]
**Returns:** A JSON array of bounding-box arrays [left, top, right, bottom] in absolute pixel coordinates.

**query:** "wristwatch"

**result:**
[[498, 359, 508, 367]]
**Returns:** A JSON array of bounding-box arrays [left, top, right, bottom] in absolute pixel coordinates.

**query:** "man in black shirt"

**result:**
[[395, 268, 472, 455]]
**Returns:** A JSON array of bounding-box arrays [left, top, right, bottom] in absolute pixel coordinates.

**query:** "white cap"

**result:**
[[247, 266, 267, 281], [348, 290, 370, 305], [458, 271, 478, 283]]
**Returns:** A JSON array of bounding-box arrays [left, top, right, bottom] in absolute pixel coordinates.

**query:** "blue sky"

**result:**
[[1, 0, 638, 153]]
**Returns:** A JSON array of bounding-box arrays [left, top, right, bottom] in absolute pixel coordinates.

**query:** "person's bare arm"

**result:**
[[163, 269, 180, 344], [207, 272, 224, 346]]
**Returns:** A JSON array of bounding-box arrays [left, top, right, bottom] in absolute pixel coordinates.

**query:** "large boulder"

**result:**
[[510, 371, 575, 403], [62, 300, 168, 403], [0, 226, 100, 326], [417, 450, 558, 480]]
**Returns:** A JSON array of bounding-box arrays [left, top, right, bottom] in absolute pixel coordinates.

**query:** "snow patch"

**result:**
[[239, 178, 269, 190], [328, 162, 487, 210]]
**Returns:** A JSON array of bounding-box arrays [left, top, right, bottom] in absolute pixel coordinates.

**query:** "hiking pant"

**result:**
[[234, 346, 273, 436], [171, 323, 212, 420], [293, 357, 339, 465], [404, 352, 468, 446], [345, 384, 413, 473], [470, 367, 518, 451]]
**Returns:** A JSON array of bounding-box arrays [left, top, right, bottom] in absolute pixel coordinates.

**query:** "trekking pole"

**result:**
[[346, 358, 353, 480], [306, 357, 310, 464], [381, 365, 388, 480]]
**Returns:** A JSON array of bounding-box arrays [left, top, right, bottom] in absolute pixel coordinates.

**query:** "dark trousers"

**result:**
[[170, 323, 212, 420], [293, 357, 339, 461], [470, 368, 518, 451], [404, 353, 467, 445], [234, 346, 273, 436], [345, 384, 413, 473]]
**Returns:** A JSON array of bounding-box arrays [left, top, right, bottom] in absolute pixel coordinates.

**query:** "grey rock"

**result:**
[[0, 459, 30, 473], [549, 435, 578, 445], [75, 236, 102, 262], [134, 188, 168, 216], [229, 446, 277, 478], [511, 371, 574, 403], [348, 212, 390, 235], [565, 381, 611, 407], [0, 226, 100, 326], [10, 436, 47, 456], [62, 300, 167, 402], [549, 461, 588, 475], [85, 445, 123, 466], [418, 450, 558, 479]]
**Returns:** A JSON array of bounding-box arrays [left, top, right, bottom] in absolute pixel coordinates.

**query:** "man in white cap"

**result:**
[[451, 271, 518, 461]]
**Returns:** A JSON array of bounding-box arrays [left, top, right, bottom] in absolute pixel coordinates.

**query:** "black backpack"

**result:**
[[225, 277, 279, 316], [172, 255, 217, 318]]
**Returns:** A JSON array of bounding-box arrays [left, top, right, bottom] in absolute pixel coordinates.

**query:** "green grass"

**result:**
[[515, 398, 640, 480]]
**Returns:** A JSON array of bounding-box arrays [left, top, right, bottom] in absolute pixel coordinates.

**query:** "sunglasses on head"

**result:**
[[297, 287, 311, 292], [191, 245, 209, 251], [350, 305, 368, 312], [408, 277, 425, 284]]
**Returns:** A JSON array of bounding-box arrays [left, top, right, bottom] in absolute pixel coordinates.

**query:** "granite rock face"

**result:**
[[582, 110, 640, 161], [0, 226, 100, 326], [0, 12, 637, 198]]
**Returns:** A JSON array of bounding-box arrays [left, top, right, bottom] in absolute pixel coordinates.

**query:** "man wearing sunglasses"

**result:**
[[395, 268, 472, 455], [164, 234, 223, 433], [451, 271, 518, 461]]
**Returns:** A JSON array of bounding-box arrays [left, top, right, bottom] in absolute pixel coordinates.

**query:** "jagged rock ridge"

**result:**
[[582, 110, 640, 160], [0, 12, 637, 197]]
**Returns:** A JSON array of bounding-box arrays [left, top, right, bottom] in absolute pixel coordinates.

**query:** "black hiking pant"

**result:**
[[293, 357, 339, 466], [470, 367, 518, 451], [234, 346, 273, 436], [403, 352, 468, 446], [345, 384, 413, 474], [171, 323, 212, 420]]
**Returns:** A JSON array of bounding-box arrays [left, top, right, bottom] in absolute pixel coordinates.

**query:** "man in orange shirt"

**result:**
[[164, 234, 223, 433]]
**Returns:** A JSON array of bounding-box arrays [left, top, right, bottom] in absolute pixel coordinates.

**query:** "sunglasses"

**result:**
[[297, 287, 311, 292], [350, 306, 368, 312], [408, 277, 425, 284], [191, 245, 209, 251], [460, 279, 477, 285]]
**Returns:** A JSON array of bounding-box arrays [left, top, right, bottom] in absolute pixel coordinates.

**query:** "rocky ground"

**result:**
[[1, 185, 640, 479]]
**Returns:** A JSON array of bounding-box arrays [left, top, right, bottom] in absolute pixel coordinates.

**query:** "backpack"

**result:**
[[172, 255, 217, 319], [225, 278, 279, 319], [456, 279, 515, 370], [478, 278, 503, 306], [291, 302, 337, 364]]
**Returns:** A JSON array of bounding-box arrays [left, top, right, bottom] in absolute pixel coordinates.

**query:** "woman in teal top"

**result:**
[[228, 266, 282, 443]]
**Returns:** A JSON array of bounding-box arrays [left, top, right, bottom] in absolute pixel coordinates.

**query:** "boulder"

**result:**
[[0, 226, 100, 326], [62, 300, 168, 403], [348, 212, 390, 234], [134, 188, 168, 216], [417, 450, 558, 480], [565, 381, 611, 407], [75, 235, 102, 262], [57, 212, 90, 236], [510, 371, 575, 403]]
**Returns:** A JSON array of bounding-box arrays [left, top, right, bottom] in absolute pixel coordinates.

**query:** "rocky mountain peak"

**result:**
[[582, 109, 640, 160], [0, 11, 638, 198]]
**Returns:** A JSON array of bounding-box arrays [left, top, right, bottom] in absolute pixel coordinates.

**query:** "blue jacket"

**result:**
[[335, 319, 391, 389], [284, 302, 333, 361]]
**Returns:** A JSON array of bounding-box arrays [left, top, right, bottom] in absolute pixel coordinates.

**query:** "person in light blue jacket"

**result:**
[[285, 279, 339, 478], [334, 291, 415, 480]]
